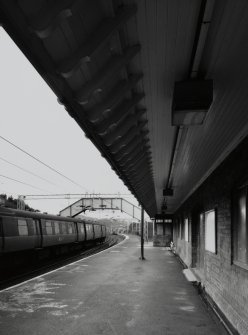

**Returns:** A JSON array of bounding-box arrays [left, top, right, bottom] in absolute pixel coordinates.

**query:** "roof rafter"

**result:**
[[57, 5, 137, 78]]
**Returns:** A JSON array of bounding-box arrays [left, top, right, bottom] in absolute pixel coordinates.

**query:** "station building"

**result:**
[[1, 0, 248, 333]]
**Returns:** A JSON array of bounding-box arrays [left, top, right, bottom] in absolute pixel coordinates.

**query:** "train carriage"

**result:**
[[0, 207, 107, 254], [85, 223, 94, 241], [93, 224, 103, 242], [77, 221, 86, 242], [0, 215, 40, 252], [41, 220, 78, 248]]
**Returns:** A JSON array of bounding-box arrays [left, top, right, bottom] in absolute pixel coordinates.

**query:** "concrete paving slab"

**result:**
[[0, 235, 227, 335]]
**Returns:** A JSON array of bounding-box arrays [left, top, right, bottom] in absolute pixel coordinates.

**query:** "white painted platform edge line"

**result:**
[[0, 234, 129, 293]]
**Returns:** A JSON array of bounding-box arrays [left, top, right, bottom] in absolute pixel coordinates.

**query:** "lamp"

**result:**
[[172, 79, 213, 126], [163, 188, 173, 196]]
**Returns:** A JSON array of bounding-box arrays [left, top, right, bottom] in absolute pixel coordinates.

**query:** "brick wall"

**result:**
[[174, 136, 248, 335]]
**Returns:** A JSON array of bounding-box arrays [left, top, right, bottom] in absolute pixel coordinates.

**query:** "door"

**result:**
[[34, 219, 42, 248]]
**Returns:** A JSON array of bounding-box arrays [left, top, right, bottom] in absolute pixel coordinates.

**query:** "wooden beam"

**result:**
[[120, 154, 152, 171], [129, 177, 153, 189], [130, 172, 154, 184], [87, 74, 143, 123], [118, 145, 151, 166], [29, 0, 74, 39], [109, 127, 149, 154], [128, 159, 153, 174], [121, 156, 152, 172], [103, 110, 146, 141], [117, 146, 145, 165], [95, 93, 145, 134], [57, 5, 137, 77], [75, 45, 141, 104], [114, 134, 150, 160], [103, 115, 147, 146]]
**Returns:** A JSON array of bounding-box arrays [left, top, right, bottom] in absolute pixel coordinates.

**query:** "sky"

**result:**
[[0, 28, 141, 220]]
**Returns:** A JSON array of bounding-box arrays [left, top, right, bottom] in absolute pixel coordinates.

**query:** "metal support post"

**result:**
[[140, 206, 145, 260]]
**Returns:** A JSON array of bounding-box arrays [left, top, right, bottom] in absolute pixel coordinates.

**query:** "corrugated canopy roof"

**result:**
[[1, 0, 248, 217]]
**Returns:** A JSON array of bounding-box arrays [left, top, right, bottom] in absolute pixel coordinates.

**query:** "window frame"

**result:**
[[18, 219, 28, 236], [54, 221, 60, 235], [80, 223, 85, 234], [204, 209, 217, 254], [184, 218, 189, 242], [68, 222, 73, 234], [232, 185, 248, 270], [45, 221, 53, 235], [61, 222, 67, 234]]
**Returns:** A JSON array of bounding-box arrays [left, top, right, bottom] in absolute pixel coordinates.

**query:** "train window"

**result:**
[[68, 223, 73, 234], [80, 224, 85, 234], [27, 219, 36, 235], [18, 219, 28, 236], [32, 220, 40, 235], [205, 210, 216, 253], [54, 222, 60, 234], [86, 224, 91, 232], [45, 221, 53, 235], [61, 222, 67, 234]]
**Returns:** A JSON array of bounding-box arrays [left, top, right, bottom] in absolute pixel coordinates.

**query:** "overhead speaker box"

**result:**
[[172, 79, 213, 126]]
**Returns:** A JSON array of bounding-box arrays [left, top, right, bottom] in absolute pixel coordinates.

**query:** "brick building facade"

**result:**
[[173, 136, 248, 334]]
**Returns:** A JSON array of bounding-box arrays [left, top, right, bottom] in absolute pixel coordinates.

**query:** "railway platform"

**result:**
[[0, 235, 227, 335]]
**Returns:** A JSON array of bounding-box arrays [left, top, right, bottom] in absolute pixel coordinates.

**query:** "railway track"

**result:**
[[0, 234, 124, 291]]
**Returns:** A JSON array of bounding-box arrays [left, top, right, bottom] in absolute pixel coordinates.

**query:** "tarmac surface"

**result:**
[[0, 235, 227, 335]]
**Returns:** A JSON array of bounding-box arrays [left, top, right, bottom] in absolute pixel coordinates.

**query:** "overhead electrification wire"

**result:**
[[22, 193, 132, 197], [0, 135, 87, 191], [0, 174, 49, 192], [0, 156, 57, 186]]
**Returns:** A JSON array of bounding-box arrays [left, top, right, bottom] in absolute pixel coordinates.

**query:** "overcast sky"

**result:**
[[0, 28, 140, 220]]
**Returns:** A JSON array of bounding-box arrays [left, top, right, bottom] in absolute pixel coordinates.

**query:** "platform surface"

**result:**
[[0, 235, 227, 335]]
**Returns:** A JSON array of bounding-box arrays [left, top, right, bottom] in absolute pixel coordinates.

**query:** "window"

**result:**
[[54, 222, 60, 234], [205, 210, 216, 253], [68, 223, 73, 234], [28, 220, 36, 235], [80, 223, 85, 234], [45, 221, 53, 235], [86, 224, 91, 233], [61, 222, 67, 234], [32, 220, 39, 235], [233, 187, 248, 267], [0, 218, 2, 237], [184, 218, 189, 242], [18, 219, 28, 236]]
